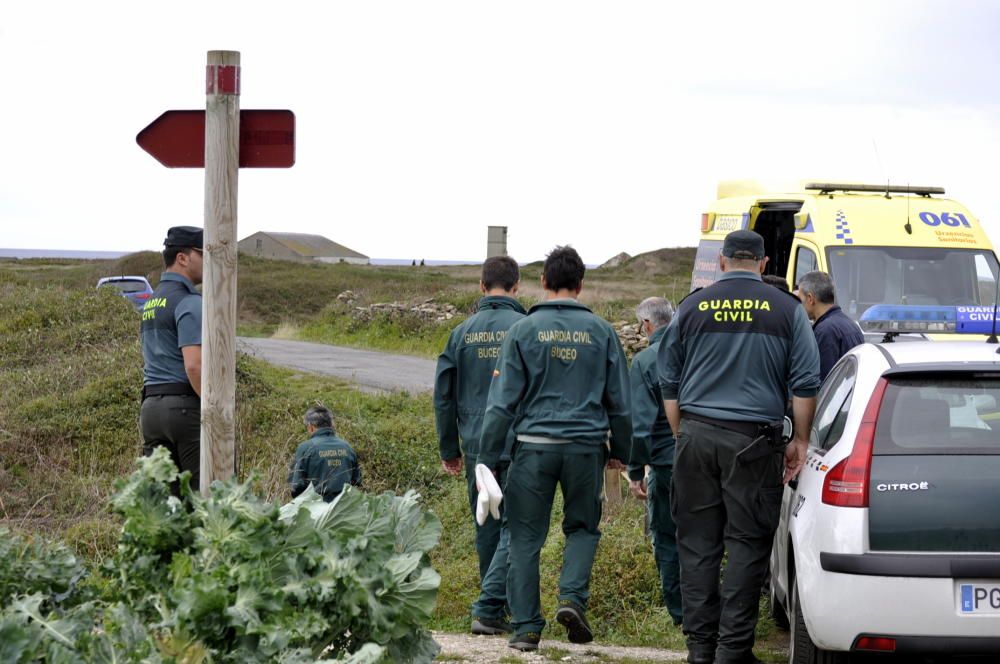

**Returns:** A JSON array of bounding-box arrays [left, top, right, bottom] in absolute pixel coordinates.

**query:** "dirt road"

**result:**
[[237, 337, 435, 393], [432, 632, 688, 663]]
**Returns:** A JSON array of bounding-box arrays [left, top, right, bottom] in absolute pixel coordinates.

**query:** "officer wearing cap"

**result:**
[[478, 245, 632, 653], [626, 296, 682, 627], [139, 226, 204, 494], [659, 230, 820, 664]]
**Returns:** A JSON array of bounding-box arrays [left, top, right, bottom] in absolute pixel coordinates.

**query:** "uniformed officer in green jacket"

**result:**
[[288, 405, 361, 502], [433, 255, 526, 635], [659, 230, 820, 664], [478, 246, 632, 653], [626, 296, 683, 627]]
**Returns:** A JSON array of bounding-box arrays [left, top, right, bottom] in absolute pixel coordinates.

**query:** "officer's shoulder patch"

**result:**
[[677, 287, 703, 306]]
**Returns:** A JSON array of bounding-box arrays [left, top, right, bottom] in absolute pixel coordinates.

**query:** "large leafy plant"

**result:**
[[0, 448, 441, 663]]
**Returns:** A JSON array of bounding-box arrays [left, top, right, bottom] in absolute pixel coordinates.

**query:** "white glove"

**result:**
[[474, 464, 503, 525]]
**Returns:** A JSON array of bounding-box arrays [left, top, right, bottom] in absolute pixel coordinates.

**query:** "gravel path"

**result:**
[[432, 632, 688, 663], [237, 337, 435, 394]]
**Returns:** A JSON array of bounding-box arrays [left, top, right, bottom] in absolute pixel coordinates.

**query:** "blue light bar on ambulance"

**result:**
[[859, 305, 956, 333]]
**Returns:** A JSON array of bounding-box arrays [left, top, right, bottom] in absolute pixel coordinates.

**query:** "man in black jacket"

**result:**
[[797, 270, 864, 381]]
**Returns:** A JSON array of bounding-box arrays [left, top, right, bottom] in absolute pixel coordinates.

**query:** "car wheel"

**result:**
[[789, 580, 848, 664], [768, 574, 790, 631]]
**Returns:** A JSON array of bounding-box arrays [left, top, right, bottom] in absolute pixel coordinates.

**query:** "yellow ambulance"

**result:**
[[693, 181, 1000, 338]]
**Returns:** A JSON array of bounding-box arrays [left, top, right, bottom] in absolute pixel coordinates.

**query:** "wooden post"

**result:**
[[605, 467, 622, 510], [200, 50, 241, 494]]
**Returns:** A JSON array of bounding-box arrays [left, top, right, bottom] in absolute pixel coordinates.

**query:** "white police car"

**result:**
[[769, 327, 1000, 661]]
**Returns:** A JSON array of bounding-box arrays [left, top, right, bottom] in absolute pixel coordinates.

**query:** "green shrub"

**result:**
[[299, 307, 460, 358], [0, 452, 442, 663], [0, 528, 88, 609]]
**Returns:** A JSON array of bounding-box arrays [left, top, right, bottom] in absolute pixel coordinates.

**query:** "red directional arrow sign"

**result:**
[[136, 109, 295, 168]]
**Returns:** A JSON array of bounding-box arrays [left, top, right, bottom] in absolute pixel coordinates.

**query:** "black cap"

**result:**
[[164, 226, 203, 249], [721, 230, 765, 260]]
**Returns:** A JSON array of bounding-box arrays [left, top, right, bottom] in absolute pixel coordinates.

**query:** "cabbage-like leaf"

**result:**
[[392, 491, 442, 555]]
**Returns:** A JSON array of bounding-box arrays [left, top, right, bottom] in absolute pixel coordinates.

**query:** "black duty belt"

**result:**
[[681, 411, 775, 438], [142, 383, 197, 400]]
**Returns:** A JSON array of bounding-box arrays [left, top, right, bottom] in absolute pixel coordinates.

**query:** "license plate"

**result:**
[[957, 582, 1000, 615]]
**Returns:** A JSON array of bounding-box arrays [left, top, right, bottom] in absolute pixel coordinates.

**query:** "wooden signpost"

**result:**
[[137, 51, 295, 494]]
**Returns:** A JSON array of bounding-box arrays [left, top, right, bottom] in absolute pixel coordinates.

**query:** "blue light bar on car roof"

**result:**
[[859, 304, 998, 334], [859, 305, 956, 333], [955, 306, 998, 334]]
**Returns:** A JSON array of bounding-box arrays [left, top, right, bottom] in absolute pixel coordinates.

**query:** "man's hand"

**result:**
[[606, 458, 625, 471], [629, 479, 648, 500], [783, 438, 809, 484], [441, 457, 463, 477]]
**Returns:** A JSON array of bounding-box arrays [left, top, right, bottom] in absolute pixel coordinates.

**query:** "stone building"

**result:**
[[238, 232, 369, 265]]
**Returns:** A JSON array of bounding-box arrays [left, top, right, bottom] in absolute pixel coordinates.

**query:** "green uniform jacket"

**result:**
[[287, 427, 361, 502], [478, 299, 632, 468], [434, 295, 527, 461], [627, 324, 675, 481]]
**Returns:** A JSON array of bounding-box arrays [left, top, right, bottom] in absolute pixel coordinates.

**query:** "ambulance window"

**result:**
[[827, 247, 1000, 319], [794, 246, 818, 285], [976, 254, 998, 306], [691, 240, 724, 289]]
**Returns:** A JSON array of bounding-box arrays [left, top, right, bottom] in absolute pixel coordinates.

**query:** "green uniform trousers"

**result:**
[[672, 418, 783, 664], [471, 510, 510, 621], [648, 464, 683, 624], [139, 394, 201, 495], [465, 455, 503, 583], [505, 444, 604, 635], [470, 463, 509, 620]]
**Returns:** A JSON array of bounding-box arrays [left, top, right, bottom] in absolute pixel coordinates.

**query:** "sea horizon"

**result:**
[[0, 247, 481, 266]]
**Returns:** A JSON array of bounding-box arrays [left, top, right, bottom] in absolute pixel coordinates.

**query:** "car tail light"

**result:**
[[134, 293, 151, 300], [822, 377, 888, 508], [855, 635, 896, 652], [700, 213, 713, 232]]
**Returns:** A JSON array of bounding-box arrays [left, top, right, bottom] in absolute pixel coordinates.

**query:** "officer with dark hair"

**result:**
[[434, 254, 526, 635], [627, 296, 682, 627], [139, 226, 204, 494], [761, 274, 790, 292], [478, 245, 632, 653], [659, 230, 820, 664]]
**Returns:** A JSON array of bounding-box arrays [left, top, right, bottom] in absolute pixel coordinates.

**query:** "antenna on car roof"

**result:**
[[987, 271, 1000, 346], [872, 139, 890, 199]]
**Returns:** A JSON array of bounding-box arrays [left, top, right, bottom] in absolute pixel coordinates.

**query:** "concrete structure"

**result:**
[[487, 225, 508, 258], [238, 232, 369, 265]]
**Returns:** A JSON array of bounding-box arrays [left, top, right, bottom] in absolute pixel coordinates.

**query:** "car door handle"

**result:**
[[788, 478, 799, 491]]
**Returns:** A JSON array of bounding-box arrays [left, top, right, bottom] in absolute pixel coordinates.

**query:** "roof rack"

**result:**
[[804, 183, 945, 196]]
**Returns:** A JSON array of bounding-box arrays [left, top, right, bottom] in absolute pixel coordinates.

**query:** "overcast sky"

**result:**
[[2, 0, 999, 264]]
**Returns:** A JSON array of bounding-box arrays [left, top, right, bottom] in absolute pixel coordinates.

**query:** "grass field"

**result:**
[[1, 247, 696, 357], [0, 252, 792, 660]]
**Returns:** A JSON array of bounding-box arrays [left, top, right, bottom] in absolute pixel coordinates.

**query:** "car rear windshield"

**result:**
[[102, 280, 148, 294], [875, 376, 1000, 454]]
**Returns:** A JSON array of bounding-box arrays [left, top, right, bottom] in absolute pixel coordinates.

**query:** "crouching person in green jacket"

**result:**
[[288, 405, 362, 501], [478, 246, 632, 653]]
